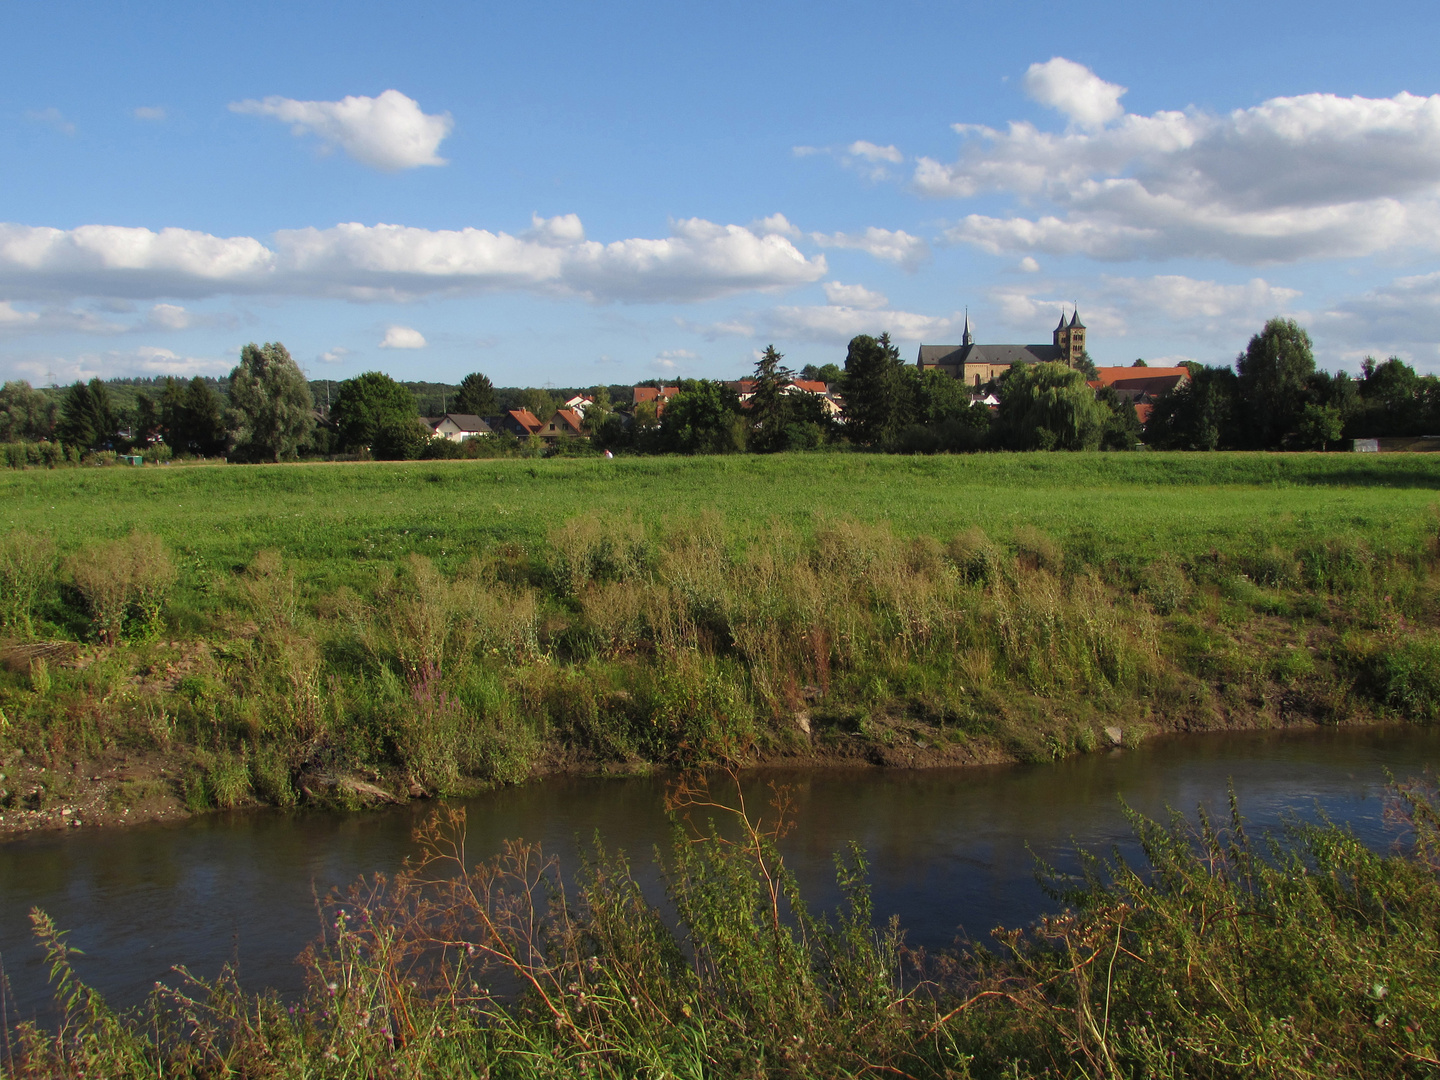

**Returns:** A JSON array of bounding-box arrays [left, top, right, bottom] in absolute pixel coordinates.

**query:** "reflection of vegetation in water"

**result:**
[[10, 774, 1440, 1077], [1, 454, 1439, 808]]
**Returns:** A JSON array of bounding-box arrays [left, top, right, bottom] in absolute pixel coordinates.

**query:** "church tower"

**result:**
[[1065, 310, 1086, 366], [1052, 309, 1086, 367]]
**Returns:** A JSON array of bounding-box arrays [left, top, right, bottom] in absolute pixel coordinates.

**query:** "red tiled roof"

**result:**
[[789, 379, 827, 394], [508, 408, 543, 433], [1092, 367, 1190, 392], [633, 386, 680, 404]]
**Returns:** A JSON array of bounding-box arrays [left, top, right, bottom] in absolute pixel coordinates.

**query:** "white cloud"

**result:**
[[379, 325, 426, 349], [0, 216, 826, 304], [0, 302, 40, 329], [229, 89, 453, 171], [764, 305, 962, 345], [3, 347, 230, 384], [319, 346, 350, 364], [1022, 57, 1126, 129], [1019, 256, 1041, 273], [749, 213, 801, 239], [986, 274, 1301, 344], [525, 212, 586, 245], [847, 140, 904, 163], [133, 106, 166, 121], [810, 227, 929, 270], [822, 281, 888, 309], [916, 65, 1440, 263], [146, 303, 191, 329], [795, 143, 905, 181], [26, 107, 75, 135], [0, 302, 128, 336], [654, 347, 699, 370]]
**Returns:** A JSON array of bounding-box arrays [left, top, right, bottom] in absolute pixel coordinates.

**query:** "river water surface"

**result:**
[[3, 725, 1438, 1022]]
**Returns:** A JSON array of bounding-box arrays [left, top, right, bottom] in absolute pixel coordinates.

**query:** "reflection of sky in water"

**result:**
[[2, 726, 1436, 1020]]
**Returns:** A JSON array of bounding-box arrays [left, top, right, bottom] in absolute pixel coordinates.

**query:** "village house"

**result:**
[[492, 408, 544, 438], [632, 385, 680, 417], [424, 413, 493, 441], [1087, 367, 1190, 426], [537, 408, 587, 443], [563, 394, 595, 416], [723, 378, 846, 418]]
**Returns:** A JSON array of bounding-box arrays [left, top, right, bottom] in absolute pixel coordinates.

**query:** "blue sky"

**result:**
[[5, 0, 1440, 388]]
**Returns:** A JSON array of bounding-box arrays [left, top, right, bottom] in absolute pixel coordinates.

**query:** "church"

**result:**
[[917, 311, 1087, 390]]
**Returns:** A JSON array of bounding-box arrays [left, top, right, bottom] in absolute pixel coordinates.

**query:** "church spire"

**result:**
[[962, 308, 973, 346]]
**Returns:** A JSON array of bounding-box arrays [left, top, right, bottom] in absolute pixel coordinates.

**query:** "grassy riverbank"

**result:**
[[1, 452, 1439, 830], [7, 775, 1440, 1078]]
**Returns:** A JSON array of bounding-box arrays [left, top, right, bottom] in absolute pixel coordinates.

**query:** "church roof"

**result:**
[[1069, 310, 1085, 329], [917, 343, 1064, 367]]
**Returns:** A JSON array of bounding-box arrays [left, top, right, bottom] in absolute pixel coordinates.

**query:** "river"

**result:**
[[2, 725, 1436, 1023]]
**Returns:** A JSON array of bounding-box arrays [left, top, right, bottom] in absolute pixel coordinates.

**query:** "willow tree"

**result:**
[[228, 342, 314, 462]]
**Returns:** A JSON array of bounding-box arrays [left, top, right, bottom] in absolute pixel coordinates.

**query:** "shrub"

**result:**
[[946, 527, 1002, 584], [64, 533, 176, 643], [1012, 524, 1064, 574], [1140, 554, 1190, 614], [0, 529, 56, 636], [1375, 635, 1440, 720]]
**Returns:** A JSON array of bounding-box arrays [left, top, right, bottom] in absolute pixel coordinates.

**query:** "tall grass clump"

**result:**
[[63, 532, 176, 644], [0, 529, 55, 637]]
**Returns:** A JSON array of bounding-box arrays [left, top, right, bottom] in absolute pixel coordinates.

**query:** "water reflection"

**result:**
[[2, 725, 1435, 1022]]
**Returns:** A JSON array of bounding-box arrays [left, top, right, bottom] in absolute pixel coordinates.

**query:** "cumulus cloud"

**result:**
[[3, 346, 230, 384], [1315, 272, 1440, 369], [1019, 256, 1041, 273], [810, 227, 929, 270], [229, 89, 453, 171], [26, 107, 75, 135], [146, 303, 191, 329], [654, 348, 699, 370], [0, 302, 129, 336], [822, 281, 888, 309], [319, 346, 351, 364], [379, 325, 426, 349], [0, 215, 826, 304], [133, 106, 166, 121], [748, 213, 802, 239], [987, 274, 1302, 343], [916, 62, 1440, 263], [1023, 57, 1126, 129], [764, 305, 962, 344], [847, 140, 904, 163], [795, 142, 906, 180]]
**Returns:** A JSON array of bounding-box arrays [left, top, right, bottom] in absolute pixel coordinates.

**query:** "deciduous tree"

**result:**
[[997, 362, 1109, 451], [0, 380, 58, 442], [331, 371, 419, 453], [228, 342, 314, 463], [1236, 318, 1315, 448]]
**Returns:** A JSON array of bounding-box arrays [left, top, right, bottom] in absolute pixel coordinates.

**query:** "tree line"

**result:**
[[4, 318, 1436, 463]]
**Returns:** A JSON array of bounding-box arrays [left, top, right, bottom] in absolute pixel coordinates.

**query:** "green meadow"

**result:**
[[5, 452, 1439, 588]]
